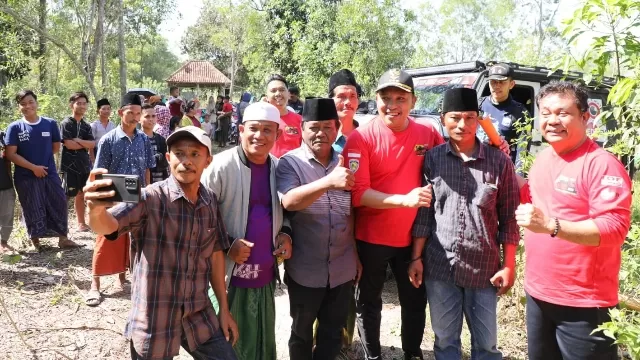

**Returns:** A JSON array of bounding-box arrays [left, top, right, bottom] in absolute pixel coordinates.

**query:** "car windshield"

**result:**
[[411, 73, 480, 115]]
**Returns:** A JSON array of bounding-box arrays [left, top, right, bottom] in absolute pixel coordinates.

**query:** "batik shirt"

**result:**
[[94, 126, 155, 186]]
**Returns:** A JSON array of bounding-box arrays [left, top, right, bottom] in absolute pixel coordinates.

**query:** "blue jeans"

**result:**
[[425, 280, 501, 360], [129, 329, 237, 360], [526, 293, 618, 360]]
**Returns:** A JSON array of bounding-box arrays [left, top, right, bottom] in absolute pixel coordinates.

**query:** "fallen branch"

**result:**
[[21, 325, 121, 335], [620, 293, 640, 312], [0, 292, 33, 353]]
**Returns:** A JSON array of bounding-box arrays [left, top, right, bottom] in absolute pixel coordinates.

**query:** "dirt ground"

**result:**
[[0, 223, 530, 360]]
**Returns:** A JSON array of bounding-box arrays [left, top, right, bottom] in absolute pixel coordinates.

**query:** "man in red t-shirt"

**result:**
[[266, 74, 303, 158], [342, 69, 444, 360], [516, 81, 632, 360]]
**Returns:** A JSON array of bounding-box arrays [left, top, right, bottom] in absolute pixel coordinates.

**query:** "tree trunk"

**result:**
[[97, 0, 107, 93], [88, 0, 104, 84], [0, 2, 99, 100], [117, 0, 127, 98], [38, 0, 47, 92]]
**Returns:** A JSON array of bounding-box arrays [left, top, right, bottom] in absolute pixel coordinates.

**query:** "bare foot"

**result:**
[[0, 242, 15, 254], [76, 224, 91, 232], [58, 237, 85, 249], [31, 238, 42, 252]]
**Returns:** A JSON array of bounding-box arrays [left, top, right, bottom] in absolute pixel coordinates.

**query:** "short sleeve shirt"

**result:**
[[94, 127, 156, 186], [60, 117, 94, 175], [4, 117, 61, 181]]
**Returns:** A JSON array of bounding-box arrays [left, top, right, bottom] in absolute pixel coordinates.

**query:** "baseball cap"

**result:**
[[166, 126, 211, 152], [375, 69, 414, 93], [242, 102, 283, 127], [488, 63, 514, 80]]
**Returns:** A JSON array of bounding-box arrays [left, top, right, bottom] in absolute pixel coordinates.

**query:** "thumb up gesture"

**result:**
[[324, 155, 356, 191]]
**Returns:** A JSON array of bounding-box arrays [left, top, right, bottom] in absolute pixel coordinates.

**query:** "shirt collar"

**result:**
[[115, 125, 141, 139], [167, 175, 211, 206], [302, 142, 338, 169], [446, 138, 485, 160]]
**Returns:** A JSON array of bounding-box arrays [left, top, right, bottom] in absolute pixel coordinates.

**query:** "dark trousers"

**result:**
[[287, 273, 353, 360], [355, 241, 427, 359], [129, 330, 237, 360], [526, 293, 618, 360]]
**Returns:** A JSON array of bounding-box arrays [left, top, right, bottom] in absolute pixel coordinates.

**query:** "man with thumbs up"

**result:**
[[277, 98, 360, 360], [410, 88, 520, 359]]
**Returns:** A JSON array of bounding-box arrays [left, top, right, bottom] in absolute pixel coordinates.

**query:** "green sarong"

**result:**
[[226, 281, 277, 360]]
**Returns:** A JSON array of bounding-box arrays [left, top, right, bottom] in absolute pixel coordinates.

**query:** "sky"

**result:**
[[159, 0, 581, 61]]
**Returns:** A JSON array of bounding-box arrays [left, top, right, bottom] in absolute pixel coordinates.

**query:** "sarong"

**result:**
[[14, 176, 68, 239], [92, 233, 130, 276], [227, 281, 277, 360]]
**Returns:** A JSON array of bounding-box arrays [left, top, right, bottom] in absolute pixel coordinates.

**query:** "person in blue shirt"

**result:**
[[4, 90, 83, 251], [87, 93, 155, 306], [477, 63, 530, 171]]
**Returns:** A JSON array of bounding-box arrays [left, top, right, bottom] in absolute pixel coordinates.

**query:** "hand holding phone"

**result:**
[[83, 169, 141, 209]]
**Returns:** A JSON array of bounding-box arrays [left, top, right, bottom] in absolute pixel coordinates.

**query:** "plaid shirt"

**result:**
[[412, 141, 520, 288], [109, 176, 229, 358]]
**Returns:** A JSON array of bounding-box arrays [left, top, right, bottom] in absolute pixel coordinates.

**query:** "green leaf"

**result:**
[[1, 254, 22, 265]]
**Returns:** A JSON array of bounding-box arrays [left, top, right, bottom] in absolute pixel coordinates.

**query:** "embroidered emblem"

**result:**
[[349, 159, 360, 173], [414, 144, 427, 156], [599, 188, 617, 201], [554, 175, 577, 195], [285, 126, 299, 135], [601, 175, 623, 187]]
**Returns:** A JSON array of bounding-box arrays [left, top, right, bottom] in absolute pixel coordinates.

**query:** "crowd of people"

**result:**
[[0, 63, 633, 360]]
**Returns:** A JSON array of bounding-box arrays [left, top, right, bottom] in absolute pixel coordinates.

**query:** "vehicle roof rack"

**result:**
[[405, 61, 486, 77], [407, 60, 617, 86]]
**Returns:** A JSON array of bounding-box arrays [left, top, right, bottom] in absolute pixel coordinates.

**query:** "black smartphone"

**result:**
[[95, 174, 141, 203]]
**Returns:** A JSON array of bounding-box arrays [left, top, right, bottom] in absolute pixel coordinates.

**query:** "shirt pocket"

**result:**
[[199, 228, 217, 259], [473, 184, 498, 209]]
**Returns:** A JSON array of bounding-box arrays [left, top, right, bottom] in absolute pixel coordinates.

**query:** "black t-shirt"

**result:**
[[148, 132, 169, 184], [60, 117, 94, 175], [289, 100, 304, 115], [0, 132, 13, 190]]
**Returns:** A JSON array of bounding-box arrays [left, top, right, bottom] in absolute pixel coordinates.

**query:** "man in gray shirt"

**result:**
[[409, 88, 520, 359], [276, 98, 361, 360]]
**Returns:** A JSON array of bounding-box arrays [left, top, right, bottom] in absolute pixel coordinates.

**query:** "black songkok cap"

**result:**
[[120, 93, 142, 108], [302, 98, 338, 122], [328, 69, 358, 96], [441, 88, 479, 114], [97, 98, 110, 110]]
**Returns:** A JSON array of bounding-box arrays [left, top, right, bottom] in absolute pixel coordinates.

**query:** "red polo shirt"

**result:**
[[521, 139, 632, 307], [343, 117, 444, 247]]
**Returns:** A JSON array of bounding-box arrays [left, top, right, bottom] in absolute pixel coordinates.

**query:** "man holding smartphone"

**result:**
[[87, 93, 155, 306], [83, 126, 238, 360]]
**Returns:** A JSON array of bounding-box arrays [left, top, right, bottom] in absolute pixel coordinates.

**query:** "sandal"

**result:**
[[85, 289, 102, 307]]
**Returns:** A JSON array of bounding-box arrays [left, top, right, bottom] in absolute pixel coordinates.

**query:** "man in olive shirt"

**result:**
[[276, 98, 361, 360]]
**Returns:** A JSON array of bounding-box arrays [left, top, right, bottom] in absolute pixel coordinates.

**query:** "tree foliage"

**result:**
[[0, 0, 180, 126]]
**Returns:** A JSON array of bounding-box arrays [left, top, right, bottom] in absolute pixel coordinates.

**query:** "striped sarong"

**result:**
[[14, 176, 68, 238]]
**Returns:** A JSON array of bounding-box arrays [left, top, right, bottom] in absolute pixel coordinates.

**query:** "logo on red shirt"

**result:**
[[285, 126, 299, 135], [554, 175, 577, 195], [414, 144, 427, 156]]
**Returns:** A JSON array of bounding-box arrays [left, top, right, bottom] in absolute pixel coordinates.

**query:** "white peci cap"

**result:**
[[242, 102, 282, 127]]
